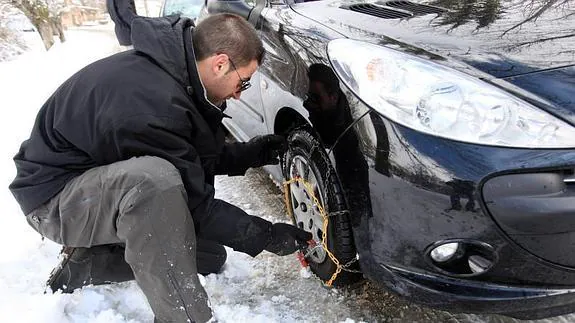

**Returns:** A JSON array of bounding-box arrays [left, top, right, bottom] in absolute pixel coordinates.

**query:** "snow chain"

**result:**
[[283, 176, 356, 287]]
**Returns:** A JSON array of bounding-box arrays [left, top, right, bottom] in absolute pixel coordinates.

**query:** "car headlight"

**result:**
[[327, 39, 575, 148]]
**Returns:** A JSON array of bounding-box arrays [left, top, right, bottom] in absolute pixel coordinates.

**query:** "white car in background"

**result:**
[[6, 14, 35, 32]]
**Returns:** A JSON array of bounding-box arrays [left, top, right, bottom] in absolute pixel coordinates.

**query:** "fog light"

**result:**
[[430, 242, 461, 263], [468, 255, 492, 274], [425, 239, 497, 277]]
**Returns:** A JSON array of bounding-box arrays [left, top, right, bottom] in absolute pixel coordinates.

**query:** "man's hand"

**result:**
[[245, 134, 287, 167], [265, 223, 313, 256]]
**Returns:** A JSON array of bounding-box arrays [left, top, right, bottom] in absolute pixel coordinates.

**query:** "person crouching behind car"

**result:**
[[9, 13, 312, 323]]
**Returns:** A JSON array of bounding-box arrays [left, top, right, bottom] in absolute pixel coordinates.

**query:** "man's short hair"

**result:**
[[192, 14, 265, 67]]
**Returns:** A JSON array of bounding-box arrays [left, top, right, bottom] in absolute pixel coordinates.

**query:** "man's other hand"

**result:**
[[246, 134, 288, 167]]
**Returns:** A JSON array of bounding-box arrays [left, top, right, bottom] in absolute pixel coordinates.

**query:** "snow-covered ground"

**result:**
[[0, 30, 28, 62], [0, 13, 35, 62], [0, 25, 572, 323]]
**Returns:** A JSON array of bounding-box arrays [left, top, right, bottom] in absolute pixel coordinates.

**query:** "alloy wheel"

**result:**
[[288, 155, 328, 263]]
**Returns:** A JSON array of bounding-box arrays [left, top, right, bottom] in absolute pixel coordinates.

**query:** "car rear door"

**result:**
[[256, 1, 314, 133]]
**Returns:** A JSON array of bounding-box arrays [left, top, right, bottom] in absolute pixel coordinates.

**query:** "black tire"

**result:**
[[283, 128, 362, 286]]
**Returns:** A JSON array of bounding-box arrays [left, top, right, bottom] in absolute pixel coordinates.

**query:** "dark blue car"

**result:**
[[193, 0, 575, 319]]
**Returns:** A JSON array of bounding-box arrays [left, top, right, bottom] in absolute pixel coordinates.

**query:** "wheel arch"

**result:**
[[273, 107, 310, 136]]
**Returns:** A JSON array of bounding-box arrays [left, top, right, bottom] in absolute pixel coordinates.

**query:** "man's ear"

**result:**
[[211, 53, 230, 76]]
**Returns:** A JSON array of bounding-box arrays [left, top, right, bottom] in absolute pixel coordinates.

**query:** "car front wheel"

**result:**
[[283, 128, 362, 286]]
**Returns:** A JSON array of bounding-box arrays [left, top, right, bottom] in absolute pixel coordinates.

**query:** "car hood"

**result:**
[[290, 0, 575, 78]]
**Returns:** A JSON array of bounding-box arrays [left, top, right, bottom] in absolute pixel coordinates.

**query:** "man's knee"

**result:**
[[113, 156, 183, 191]]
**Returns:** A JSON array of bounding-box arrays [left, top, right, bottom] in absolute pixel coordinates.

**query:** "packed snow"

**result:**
[[0, 31, 27, 62], [1, 24, 573, 323]]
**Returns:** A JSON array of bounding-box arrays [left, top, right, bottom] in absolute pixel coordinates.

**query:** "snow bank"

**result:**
[[0, 28, 28, 62]]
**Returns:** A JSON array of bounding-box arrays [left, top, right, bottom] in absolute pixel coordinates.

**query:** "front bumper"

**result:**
[[339, 106, 575, 318], [374, 263, 575, 319], [483, 170, 575, 268]]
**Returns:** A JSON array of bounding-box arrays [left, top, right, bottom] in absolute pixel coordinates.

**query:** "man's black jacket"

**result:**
[[9, 16, 272, 257]]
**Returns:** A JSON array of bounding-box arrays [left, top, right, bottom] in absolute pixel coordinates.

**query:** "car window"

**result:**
[[162, 0, 204, 18]]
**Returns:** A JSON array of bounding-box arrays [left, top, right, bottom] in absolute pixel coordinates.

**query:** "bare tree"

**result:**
[[431, 0, 573, 33], [1, 0, 66, 50], [430, 0, 503, 31], [502, 0, 569, 35], [46, 0, 65, 43]]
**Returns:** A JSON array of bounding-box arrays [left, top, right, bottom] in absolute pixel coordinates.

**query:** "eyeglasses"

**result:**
[[229, 58, 252, 92]]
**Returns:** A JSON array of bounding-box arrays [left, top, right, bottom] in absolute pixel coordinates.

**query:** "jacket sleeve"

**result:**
[[95, 114, 272, 257], [215, 142, 253, 176]]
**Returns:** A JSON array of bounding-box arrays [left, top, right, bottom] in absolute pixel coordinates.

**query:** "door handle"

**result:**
[[261, 79, 268, 89]]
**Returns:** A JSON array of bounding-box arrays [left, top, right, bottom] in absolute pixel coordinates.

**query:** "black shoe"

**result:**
[[46, 247, 91, 293], [46, 241, 226, 293], [46, 245, 135, 293]]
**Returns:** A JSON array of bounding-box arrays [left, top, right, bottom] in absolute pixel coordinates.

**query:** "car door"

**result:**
[[222, 65, 267, 141], [257, 2, 311, 133]]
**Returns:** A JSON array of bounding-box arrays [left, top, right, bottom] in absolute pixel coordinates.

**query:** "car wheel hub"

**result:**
[[289, 155, 327, 263]]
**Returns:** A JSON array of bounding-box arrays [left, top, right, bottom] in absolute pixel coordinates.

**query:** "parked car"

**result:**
[[194, 0, 575, 319], [160, 0, 205, 19], [6, 14, 35, 32]]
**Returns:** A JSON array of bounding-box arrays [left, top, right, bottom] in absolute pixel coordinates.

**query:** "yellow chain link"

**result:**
[[283, 177, 343, 287]]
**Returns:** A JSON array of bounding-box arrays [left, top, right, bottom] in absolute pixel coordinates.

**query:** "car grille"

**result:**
[[342, 1, 446, 19], [381, 1, 447, 15], [343, 3, 412, 19]]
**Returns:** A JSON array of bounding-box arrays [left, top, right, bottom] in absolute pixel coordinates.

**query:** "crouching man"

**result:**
[[9, 13, 311, 323]]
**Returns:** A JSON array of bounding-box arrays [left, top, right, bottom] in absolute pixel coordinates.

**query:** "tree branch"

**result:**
[[502, 0, 559, 36], [514, 32, 575, 47]]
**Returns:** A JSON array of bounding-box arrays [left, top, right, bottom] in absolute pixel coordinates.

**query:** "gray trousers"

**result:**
[[26, 156, 213, 323]]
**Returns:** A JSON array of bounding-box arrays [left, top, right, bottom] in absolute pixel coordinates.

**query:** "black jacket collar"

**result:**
[[183, 26, 223, 116]]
